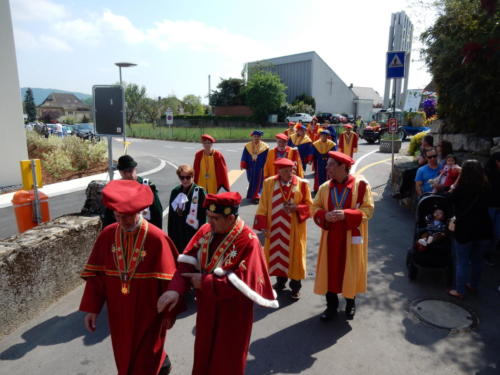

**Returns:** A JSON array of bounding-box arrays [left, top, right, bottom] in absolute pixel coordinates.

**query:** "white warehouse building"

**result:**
[[246, 51, 374, 120]]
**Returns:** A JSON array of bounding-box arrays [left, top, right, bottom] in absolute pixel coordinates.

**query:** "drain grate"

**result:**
[[409, 298, 478, 330]]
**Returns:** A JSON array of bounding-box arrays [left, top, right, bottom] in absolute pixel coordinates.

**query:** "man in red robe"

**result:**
[[263, 133, 304, 179], [157, 192, 278, 375], [338, 124, 359, 158], [193, 134, 230, 194], [79, 180, 181, 375], [312, 151, 374, 321]]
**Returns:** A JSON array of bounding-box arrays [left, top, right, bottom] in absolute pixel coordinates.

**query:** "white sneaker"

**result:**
[[428, 236, 434, 244], [418, 239, 427, 246]]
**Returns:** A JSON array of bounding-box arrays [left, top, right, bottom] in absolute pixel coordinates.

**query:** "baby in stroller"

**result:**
[[416, 208, 447, 251]]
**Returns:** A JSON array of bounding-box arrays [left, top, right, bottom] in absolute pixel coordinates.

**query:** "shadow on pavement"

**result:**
[[0, 309, 109, 360], [246, 315, 351, 374], [361, 181, 500, 374]]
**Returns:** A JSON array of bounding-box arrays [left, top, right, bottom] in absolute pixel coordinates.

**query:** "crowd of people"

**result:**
[[413, 135, 500, 299], [77, 120, 370, 375]]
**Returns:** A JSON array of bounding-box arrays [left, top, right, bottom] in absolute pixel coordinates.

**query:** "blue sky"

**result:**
[[10, 0, 436, 103]]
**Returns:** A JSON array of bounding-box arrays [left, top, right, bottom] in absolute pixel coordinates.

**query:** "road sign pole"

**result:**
[[107, 136, 114, 181], [30, 159, 41, 224]]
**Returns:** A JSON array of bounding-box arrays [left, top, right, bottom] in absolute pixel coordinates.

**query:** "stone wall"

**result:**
[[0, 215, 100, 337]]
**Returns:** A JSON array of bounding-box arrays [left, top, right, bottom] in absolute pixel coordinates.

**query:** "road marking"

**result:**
[[355, 158, 392, 176], [352, 150, 378, 173], [137, 159, 167, 178], [228, 170, 245, 186], [164, 160, 178, 170], [226, 149, 238, 152]]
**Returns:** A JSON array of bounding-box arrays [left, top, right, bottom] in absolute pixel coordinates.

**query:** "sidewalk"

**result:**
[[0, 159, 167, 209]]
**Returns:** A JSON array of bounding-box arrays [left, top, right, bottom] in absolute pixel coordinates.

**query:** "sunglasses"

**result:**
[[179, 175, 193, 180], [427, 155, 437, 159]]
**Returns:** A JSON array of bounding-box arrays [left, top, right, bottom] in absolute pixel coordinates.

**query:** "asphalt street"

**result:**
[[0, 137, 499, 374]]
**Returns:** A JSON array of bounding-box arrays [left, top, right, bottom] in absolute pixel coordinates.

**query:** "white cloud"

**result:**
[[53, 18, 101, 44], [11, 0, 67, 21], [100, 9, 145, 44], [39, 35, 72, 51], [14, 28, 72, 52]]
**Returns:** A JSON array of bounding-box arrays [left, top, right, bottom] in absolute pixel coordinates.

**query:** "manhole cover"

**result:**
[[409, 298, 478, 330]]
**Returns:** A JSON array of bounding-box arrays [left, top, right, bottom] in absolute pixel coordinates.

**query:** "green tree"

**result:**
[[142, 98, 162, 126], [289, 101, 315, 115], [420, 0, 499, 135], [244, 71, 287, 123], [293, 93, 316, 110], [209, 78, 246, 106], [125, 83, 147, 126], [160, 95, 183, 115], [182, 94, 204, 115], [24, 88, 37, 122]]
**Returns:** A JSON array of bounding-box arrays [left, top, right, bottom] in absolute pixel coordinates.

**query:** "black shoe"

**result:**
[[158, 355, 172, 375], [273, 282, 285, 292], [320, 308, 337, 321], [345, 300, 356, 319], [290, 290, 301, 300]]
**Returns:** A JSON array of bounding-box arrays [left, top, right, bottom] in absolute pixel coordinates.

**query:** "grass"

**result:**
[[126, 123, 345, 142]]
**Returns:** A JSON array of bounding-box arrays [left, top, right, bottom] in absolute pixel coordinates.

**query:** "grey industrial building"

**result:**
[[246, 51, 374, 120]]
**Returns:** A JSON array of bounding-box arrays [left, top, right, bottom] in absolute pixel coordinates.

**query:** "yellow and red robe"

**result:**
[[312, 175, 374, 298], [263, 146, 304, 179], [254, 175, 312, 280], [193, 149, 230, 194], [338, 132, 359, 158]]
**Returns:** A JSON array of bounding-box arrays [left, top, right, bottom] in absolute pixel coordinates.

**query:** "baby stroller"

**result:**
[[406, 193, 453, 282]]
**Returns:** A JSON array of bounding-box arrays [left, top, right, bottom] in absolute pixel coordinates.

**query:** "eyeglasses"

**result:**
[[427, 155, 437, 159], [179, 175, 193, 180]]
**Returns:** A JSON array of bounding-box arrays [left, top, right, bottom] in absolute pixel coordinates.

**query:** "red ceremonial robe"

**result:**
[[79, 221, 180, 375], [193, 149, 230, 192], [313, 176, 365, 291], [168, 219, 278, 375]]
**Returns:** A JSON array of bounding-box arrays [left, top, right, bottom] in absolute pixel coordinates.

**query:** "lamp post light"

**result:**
[[115, 62, 137, 145]]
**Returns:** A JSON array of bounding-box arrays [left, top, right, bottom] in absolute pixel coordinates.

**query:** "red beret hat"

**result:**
[[102, 180, 153, 214], [275, 133, 288, 141], [328, 151, 355, 166], [344, 124, 353, 129], [204, 192, 242, 215], [287, 121, 295, 126], [201, 134, 215, 143], [295, 123, 307, 131], [274, 158, 295, 169]]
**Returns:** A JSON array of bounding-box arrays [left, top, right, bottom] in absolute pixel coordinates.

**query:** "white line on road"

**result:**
[[352, 150, 378, 174]]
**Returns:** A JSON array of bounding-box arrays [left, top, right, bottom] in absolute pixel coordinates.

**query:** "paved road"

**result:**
[[1, 138, 499, 374]]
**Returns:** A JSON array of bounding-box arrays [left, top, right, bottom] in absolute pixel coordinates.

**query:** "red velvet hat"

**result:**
[[275, 133, 288, 141], [328, 151, 355, 166], [287, 121, 295, 127], [274, 158, 295, 169], [102, 180, 153, 214], [344, 124, 353, 129], [201, 134, 215, 143], [204, 192, 242, 215], [295, 123, 307, 131]]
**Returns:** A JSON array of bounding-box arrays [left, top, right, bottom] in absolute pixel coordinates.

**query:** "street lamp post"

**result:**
[[115, 62, 137, 145]]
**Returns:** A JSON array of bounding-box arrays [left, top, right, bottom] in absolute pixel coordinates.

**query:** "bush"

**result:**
[[41, 149, 75, 179]]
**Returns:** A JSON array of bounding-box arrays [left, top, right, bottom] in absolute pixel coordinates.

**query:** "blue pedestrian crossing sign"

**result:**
[[386, 51, 406, 79]]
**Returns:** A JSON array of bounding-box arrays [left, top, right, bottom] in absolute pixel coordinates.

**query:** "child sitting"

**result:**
[[431, 154, 461, 193], [416, 208, 447, 251]]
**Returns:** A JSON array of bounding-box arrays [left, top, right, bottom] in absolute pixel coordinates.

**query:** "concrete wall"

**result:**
[[0, 1, 28, 187], [0, 215, 100, 337], [311, 54, 355, 114]]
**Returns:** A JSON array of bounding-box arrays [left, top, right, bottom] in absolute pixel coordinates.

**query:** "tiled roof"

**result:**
[[39, 93, 90, 110], [352, 87, 383, 105]]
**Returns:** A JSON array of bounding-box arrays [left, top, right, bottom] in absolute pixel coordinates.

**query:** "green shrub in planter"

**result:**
[[380, 133, 402, 153]]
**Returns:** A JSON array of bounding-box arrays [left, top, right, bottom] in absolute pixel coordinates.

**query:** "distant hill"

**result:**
[[20, 88, 91, 106]]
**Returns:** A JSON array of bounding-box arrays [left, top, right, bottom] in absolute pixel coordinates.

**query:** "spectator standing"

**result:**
[[436, 139, 453, 166], [415, 148, 442, 197], [102, 155, 164, 229], [447, 160, 492, 299], [167, 165, 206, 253]]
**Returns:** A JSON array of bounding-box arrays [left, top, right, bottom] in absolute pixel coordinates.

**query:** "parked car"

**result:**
[[69, 123, 101, 141], [400, 124, 431, 141], [331, 113, 347, 124], [285, 113, 313, 123], [341, 113, 355, 123], [63, 125, 72, 136], [316, 112, 333, 123]]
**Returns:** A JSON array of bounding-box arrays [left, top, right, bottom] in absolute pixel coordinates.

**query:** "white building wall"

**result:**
[[0, 0, 28, 186], [311, 54, 356, 114], [354, 99, 374, 122]]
